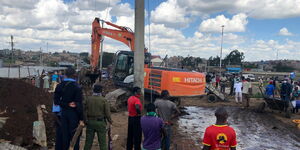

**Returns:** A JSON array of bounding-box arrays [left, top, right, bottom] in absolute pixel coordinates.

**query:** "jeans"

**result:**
[[61, 109, 80, 150], [127, 116, 142, 150], [235, 92, 242, 103], [84, 120, 107, 150], [161, 125, 171, 150], [55, 115, 63, 150], [281, 95, 290, 112], [220, 84, 226, 93]]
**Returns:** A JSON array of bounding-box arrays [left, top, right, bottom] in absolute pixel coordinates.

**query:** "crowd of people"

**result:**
[[206, 72, 299, 113], [30, 70, 65, 92], [51, 68, 182, 150]]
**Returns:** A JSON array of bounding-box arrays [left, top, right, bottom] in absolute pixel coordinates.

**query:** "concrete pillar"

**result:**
[[134, 0, 145, 92]]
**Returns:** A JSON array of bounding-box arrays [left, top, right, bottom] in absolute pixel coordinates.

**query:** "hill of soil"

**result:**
[[0, 78, 55, 148]]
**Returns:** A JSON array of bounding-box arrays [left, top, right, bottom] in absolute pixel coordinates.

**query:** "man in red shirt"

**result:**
[[202, 107, 237, 150], [127, 87, 143, 150]]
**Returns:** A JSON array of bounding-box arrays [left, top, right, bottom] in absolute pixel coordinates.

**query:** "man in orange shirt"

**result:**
[[202, 107, 237, 150], [127, 87, 143, 150]]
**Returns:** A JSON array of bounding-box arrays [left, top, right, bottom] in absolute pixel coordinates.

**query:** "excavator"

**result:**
[[91, 17, 206, 109]]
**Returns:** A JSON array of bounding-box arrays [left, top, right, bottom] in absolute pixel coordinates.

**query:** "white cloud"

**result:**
[[150, 0, 191, 28], [177, 0, 300, 19], [199, 13, 248, 33], [278, 27, 293, 36]]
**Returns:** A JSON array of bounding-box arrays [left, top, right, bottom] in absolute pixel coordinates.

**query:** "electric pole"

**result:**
[[40, 47, 43, 66], [7, 35, 15, 78], [134, 0, 145, 92], [219, 25, 225, 74]]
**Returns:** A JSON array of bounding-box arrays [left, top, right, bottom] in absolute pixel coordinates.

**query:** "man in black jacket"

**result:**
[[54, 68, 84, 150]]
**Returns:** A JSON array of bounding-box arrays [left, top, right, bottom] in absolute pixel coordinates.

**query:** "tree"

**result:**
[[274, 62, 295, 72], [208, 56, 220, 66], [223, 50, 244, 66]]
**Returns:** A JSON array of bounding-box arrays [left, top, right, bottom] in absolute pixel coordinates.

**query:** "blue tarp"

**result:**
[[227, 68, 241, 73]]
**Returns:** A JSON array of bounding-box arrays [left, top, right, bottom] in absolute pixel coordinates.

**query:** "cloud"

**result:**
[[177, 0, 300, 19], [199, 13, 248, 33], [278, 27, 293, 36], [150, 0, 191, 28]]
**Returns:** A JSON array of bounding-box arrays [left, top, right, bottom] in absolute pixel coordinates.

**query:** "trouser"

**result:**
[[230, 84, 234, 95], [61, 109, 80, 150], [52, 81, 58, 92], [127, 116, 142, 150], [216, 82, 219, 88], [220, 84, 226, 93], [84, 120, 107, 150], [235, 92, 242, 103], [281, 95, 290, 112], [243, 93, 250, 107], [55, 115, 63, 150], [161, 125, 171, 150]]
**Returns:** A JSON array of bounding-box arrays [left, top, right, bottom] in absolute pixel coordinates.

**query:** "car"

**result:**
[[242, 74, 255, 81]]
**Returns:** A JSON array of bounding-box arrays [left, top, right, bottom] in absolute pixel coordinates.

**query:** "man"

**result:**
[[202, 107, 237, 150], [220, 74, 227, 93], [229, 75, 235, 96], [141, 103, 164, 150], [154, 90, 180, 150], [242, 77, 252, 107], [265, 81, 275, 98], [127, 87, 143, 150], [51, 71, 59, 92], [216, 75, 220, 89], [234, 79, 243, 104], [54, 68, 84, 150], [84, 84, 112, 150], [280, 80, 293, 112]]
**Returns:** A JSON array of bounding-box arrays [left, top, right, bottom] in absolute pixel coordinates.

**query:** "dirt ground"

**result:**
[[82, 95, 300, 150], [1, 78, 300, 149]]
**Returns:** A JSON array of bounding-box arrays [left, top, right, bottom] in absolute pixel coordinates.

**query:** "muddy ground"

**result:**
[[79, 96, 300, 150], [1, 78, 300, 150]]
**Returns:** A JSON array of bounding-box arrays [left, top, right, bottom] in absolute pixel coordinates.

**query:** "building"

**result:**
[[151, 56, 163, 67]]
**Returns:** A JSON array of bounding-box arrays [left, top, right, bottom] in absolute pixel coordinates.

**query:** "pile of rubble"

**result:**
[[0, 78, 55, 148]]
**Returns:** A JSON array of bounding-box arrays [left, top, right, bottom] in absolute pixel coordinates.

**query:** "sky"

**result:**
[[0, 0, 300, 61]]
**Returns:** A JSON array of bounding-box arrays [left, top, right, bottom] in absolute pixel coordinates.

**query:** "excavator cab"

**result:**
[[113, 50, 151, 87]]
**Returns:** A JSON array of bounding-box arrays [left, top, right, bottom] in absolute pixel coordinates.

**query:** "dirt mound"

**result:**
[[101, 79, 117, 96], [0, 78, 55, 148]]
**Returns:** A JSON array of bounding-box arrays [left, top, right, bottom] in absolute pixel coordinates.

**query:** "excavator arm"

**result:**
[[91, 18, 135, 70]]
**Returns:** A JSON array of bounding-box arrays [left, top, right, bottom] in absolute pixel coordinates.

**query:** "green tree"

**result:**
[[273, 62, 295, 72], [208, 56, 220, 66], [223, 50, 245, 66]]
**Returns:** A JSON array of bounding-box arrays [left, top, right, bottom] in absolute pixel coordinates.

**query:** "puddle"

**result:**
[[178, 107, 300, 150]]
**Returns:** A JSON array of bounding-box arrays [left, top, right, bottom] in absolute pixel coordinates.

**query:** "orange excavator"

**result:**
[[91, 17, 206, 107]]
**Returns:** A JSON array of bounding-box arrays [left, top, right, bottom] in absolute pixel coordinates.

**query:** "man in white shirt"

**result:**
[[234, 79, 243, 104]]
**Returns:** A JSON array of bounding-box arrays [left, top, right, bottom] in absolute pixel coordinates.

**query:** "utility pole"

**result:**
[[7, 35, 15, 78], [99, 21, 104, 70], [40, 47, 43, 66], [134, 0, 145, 92], [219, 25, 225, 74]]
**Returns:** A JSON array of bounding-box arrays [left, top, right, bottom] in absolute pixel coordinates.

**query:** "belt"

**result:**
[[88, 117, 105, 121]]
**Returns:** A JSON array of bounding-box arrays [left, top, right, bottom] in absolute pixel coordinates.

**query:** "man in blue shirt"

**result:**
[[141, 103, 164, 150], [54, 68, 84, 150], [265, 81, 275, 98], [51, 71, 59, 92]]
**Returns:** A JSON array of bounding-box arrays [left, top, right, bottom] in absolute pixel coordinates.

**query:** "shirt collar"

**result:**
[[64, 78, 76, 82]]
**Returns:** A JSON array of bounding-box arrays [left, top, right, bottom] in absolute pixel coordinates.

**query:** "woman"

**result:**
[[43, 73, 50, 92]]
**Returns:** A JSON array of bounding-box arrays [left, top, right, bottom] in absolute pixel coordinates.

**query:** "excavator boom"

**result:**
[[91, 18, 135, 70]]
